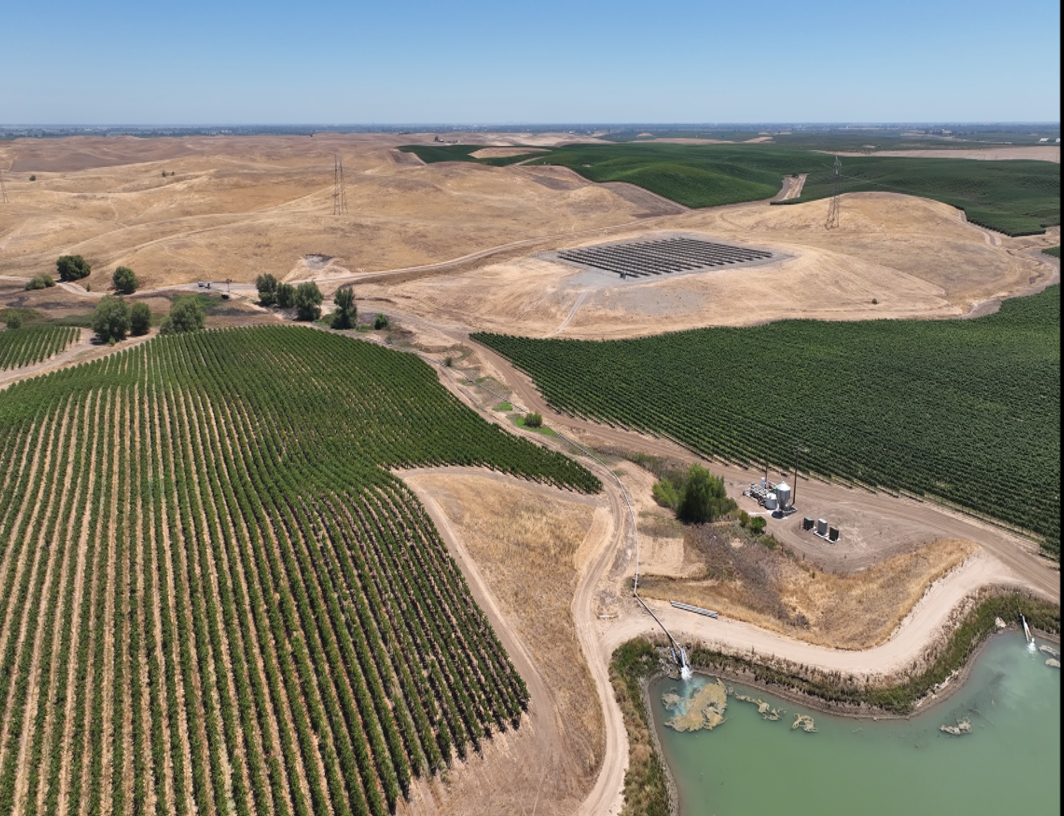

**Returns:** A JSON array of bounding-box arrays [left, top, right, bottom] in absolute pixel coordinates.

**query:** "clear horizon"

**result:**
[[3, 0, 1059, 124]]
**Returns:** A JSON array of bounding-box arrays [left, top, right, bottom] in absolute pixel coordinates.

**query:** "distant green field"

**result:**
[[1045, 246, 1061, 258], [397, 145, 545, 166], [524, 143, 812, 208], [403, 141, 1059, 236], [475, 286, 1062, 556]]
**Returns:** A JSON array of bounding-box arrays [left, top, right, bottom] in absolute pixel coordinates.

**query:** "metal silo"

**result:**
[[765, 493, 778, 511], [775, 482, 791, 509]]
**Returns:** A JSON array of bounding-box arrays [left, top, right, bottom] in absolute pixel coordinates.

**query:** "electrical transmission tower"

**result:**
[[332, 154, 348, 215], [824, 154, 841, 229]]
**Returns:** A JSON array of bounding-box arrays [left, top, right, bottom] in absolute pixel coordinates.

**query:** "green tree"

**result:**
[[677, 464, 736, 524], [130, 302, 151, 336], [523, 412, 543, 428], [112, 265, 138, 294], [294, 282, 324, 321], [332, 287, 356, 329], [56, 254, 91, 282], [92, 296, 130, 343], [374, 313, 389, 330], [160, 296, 205, 335], [5, 313, 22, 329], [256, 273, 279, 306], [275, 282, 295, 309], [749, 516, 767, 534]]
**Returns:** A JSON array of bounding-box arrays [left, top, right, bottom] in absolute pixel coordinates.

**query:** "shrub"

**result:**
[[29, 175, 36, 181], [112, 266, 138, 295], [651, 479, 679, 509], [24, 274, 55, 291], [739, 509, 750, 527], [160, 296, 205, 335], [56, 254, 91, 282], [130, 302, 151, 336], [749, 516, 767, 534], [275, 283, 295, 309], [92, 296, 130, 343], [294, 282, 324, 321], [332, 287, 356, 329], [677, 464, 736, 524], [523, 412, 543, 428], [374, 313, 389, 330], [5, 313, 22, 329]]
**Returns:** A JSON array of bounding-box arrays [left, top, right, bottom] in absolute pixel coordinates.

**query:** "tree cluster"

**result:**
[[56, 255, 91, 282], [160, 296, 205, 335], [256, 274, 297, 309], [332, 287, 356, 329], [651, 463, 737, 525], [91, 297, 152, 343]]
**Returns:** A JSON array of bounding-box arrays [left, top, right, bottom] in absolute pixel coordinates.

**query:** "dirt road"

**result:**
[[467, 337, 1059, 601]]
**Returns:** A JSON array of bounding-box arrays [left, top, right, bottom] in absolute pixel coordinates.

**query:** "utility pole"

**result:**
[[792, 444, 805, 507], [825, 155, 841, 229], [333, 154, 348, 215], [0, 166, 8, 203]]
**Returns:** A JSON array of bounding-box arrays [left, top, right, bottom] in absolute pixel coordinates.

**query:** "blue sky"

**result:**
[[3, 0, 1060, 124]]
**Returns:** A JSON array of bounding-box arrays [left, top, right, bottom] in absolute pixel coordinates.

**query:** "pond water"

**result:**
[[651, 633, 1060, 816]]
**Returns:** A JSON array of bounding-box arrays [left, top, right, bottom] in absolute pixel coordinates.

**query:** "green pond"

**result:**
[[651, 633, 1060, 816]]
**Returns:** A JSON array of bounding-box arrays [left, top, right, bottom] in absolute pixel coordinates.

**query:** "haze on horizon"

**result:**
[[3, 0, 1061, 125]]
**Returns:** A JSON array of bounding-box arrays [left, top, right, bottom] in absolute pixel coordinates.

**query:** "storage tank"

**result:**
[[803, 517, 814, 531], [764, 493, 778, 511], [760, 477, 766, 489], [816, 518, 828, 536], [775, 482, 791, 509], [829, 526, 840, 542]]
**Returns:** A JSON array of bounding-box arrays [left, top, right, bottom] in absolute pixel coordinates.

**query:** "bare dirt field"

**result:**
[[637, 534, 976, 650], [354, 192, 1058, 338], [399, 468, 610, 816]]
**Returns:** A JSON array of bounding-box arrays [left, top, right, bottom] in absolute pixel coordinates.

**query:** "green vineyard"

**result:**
[[0, 325, 79, 371], [0, 326, 599, 815], [475, 287, 1061, 555]]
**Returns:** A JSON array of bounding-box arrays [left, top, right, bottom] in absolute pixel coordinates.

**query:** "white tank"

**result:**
[[760, 477, 766, 489], [775, 482, 791, 508], [765, 493, 778, 511]]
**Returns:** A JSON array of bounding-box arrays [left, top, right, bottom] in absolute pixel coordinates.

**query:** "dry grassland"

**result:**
[[5, 135, 1056, 341], [401, 471, 605, 815], [0, 134, 647, 290], [638, 535, 976, 650]]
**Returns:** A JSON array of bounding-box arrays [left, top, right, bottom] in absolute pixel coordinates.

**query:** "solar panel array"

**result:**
[[557, 237, 772, 278]]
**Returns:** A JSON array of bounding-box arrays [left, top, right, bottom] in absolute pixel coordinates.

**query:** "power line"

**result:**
[[333, 154, 348, 215], [825, 154, 841, 229]]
